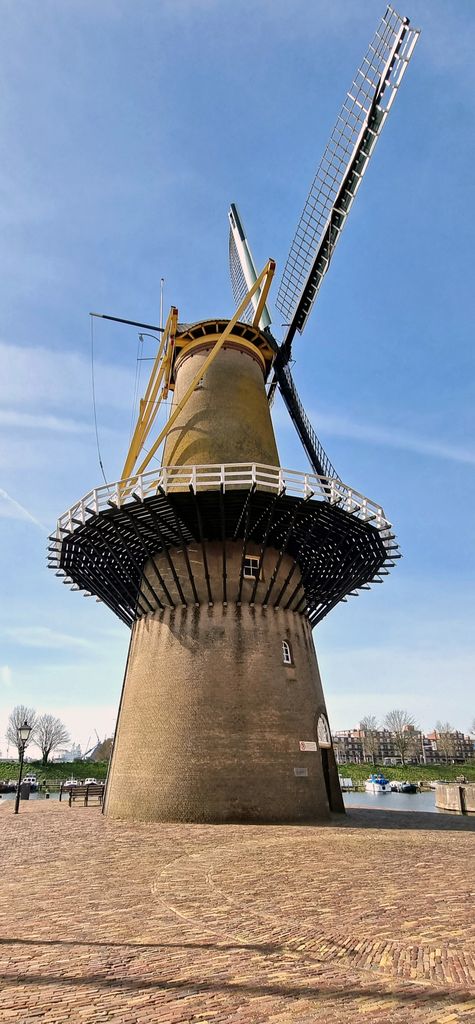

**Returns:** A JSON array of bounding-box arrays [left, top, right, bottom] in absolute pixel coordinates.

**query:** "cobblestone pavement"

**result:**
[[0, 801, 474, 1023]]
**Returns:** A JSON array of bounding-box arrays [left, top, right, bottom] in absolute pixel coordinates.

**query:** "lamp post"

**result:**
[[14, 720, 32, 814]]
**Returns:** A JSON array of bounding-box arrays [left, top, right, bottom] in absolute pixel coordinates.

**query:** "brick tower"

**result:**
[[103, 318, 347, 821], [50, 303, 394, 823]]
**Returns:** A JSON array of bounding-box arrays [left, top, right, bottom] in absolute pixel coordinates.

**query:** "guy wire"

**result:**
[[90, 315, 109, 486], [128, 334, 142, 443]]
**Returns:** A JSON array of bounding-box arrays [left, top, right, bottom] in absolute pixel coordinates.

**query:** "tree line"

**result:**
[[5, 705, 70, 766], [354, 710, 475, 766]]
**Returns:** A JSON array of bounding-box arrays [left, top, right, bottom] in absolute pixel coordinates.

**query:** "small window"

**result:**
[[243, 555, 260, 580], [282, 639, 293, 665]]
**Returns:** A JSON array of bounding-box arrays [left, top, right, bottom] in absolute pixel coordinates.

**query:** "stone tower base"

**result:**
[[104, 603, 343, 823]]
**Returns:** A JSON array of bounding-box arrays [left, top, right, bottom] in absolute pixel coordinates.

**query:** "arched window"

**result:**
[[317, 714, 331, 748], [282, 639, 293, 665]]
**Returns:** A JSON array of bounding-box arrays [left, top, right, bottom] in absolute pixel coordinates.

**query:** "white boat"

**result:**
[[365, 773, 391, 793]]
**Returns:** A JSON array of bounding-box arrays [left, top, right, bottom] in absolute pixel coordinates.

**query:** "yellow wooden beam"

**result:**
[[161, 319, 177, 399], [131, 259, 275, 481], [252, 260, 275, 329], [121, 306, 178, 480]]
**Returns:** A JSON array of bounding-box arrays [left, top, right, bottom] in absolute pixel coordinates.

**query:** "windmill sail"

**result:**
[[228, 204, 272, 329], [274, 363, 340, 481], [276, 5, 419, 361], [228, 206, 339, 481]]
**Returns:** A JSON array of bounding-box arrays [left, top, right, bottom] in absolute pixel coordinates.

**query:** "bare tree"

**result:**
[[332, 735, 347, 765], [6, 705, 37, 759], [384, 709, 418, 766], [33, 714, 70, 766], [359, 715, 379, 765], [434, 721, 456, 764]]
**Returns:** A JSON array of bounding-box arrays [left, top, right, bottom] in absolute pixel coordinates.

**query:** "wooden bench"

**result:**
[[60, 783, 104, 807]]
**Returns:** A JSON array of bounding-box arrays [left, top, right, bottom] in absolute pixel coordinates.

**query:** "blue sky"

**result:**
[[0, 0, 474, 754]]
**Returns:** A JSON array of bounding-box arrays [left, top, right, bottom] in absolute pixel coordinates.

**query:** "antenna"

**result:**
[[276, 6, 419, 363], [160, 277, 164, 331]]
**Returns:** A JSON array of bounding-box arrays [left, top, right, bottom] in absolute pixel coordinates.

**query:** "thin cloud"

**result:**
[[314, 412, 475, 468], [323, 644, 475, 735], [274, 404, 475, 468], [0, 410, 91, 434], [4, 627, 92, 651], [0, 340, 134, 413], [0, 487, 45, 530], [0, 666, 12, 687]]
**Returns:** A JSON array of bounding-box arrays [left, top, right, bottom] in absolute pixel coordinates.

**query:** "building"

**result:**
[[333, 725, 474, 765], [425, 731, 474, 764]]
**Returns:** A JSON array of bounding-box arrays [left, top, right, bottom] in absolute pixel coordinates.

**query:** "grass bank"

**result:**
[[0, 759, 108, 786], [339, 762, 475, 784]]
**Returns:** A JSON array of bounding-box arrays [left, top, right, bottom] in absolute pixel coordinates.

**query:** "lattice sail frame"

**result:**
[[276, 5, 419, 337], [229, 227, 254, 324], [275, 363, 340, 482], [228, 204, 272, 330]]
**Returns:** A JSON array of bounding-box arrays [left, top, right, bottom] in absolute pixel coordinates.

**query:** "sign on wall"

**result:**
[[299, 740, 317, 752]]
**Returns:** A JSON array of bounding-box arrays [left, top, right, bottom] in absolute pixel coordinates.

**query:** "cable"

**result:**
[[128, 334, 142, 444], [90, 315, 109, 486]]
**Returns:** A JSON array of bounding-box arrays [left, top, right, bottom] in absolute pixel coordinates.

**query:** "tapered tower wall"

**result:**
[[104, 322, 343, 822], [104, 601, 340, 822], [162, 339, 279, 468]]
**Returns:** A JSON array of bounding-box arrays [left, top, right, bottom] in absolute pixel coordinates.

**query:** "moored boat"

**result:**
[[0, 781, 16, 794], [390, 780, 418, 794], [365, 773, 391, 794]]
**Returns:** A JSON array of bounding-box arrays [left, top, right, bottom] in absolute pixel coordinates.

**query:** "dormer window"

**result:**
[[282, 639, 293, 665]]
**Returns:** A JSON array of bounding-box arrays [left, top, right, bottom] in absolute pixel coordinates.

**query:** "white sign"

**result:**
[[299, 741, 317, 752], [294, 767, 309, 777]]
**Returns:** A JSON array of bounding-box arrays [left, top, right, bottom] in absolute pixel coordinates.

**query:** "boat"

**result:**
[[23, 774, 39, 792], [365, 773, 391, 793], [0, 781, 16, 794], [390, 780, 418, 794], [61, 778, 80, 789]]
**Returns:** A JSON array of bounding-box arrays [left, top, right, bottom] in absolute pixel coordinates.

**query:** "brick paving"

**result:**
[[0, 801, 474, 1023]]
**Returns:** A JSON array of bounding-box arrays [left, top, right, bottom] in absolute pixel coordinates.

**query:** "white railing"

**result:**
[[52, 462, 391, 538]]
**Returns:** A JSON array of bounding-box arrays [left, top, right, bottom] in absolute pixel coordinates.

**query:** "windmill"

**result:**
[[49, 6, 419, 823]]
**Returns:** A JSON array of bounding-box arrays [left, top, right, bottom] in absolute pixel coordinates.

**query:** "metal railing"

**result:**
[[53, 462, 390, 537]]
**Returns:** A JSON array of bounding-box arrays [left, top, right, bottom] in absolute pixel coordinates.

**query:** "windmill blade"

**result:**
[[276, 6, 419, 362], [274, 362, 340, 483], [228, 203, 272, 329]]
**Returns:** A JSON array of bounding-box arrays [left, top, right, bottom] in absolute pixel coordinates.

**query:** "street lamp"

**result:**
[[14, 720, 32, 814]]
